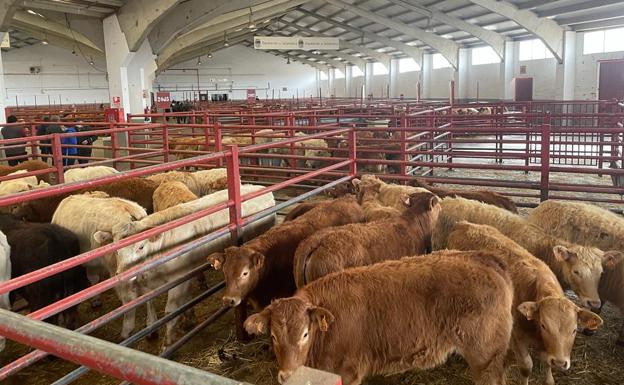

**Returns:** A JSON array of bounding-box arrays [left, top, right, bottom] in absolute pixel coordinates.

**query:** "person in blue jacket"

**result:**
[[60, 123, 78, 166]]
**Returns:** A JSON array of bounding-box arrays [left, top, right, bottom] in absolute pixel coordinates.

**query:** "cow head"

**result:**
[[405, 191, 441, 217], [518, 297, 602, 370], [208, 246, 266, 307], [356, 179, 382, 204], [93, 222, 164, 274], [244, 297, 334, 384], [553, 245, 623, 310]]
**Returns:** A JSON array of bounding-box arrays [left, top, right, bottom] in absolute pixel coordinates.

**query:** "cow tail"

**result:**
[[294, 235, 324, 288]]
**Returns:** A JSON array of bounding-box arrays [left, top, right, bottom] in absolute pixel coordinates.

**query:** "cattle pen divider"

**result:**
[[0, 125, 356, 384]]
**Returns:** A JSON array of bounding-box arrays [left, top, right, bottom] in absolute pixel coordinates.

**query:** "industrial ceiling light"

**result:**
[[197, 57, 202, 65], [89, 56, 94, 65], [207, 52, 213, 58], [425, 17, 434, 33], [287, 56, 291, 64], [41, 39, 49, 45], [223, 31, 229, 47]]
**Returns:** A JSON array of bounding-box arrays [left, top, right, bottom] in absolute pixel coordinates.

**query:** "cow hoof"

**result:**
[[90, 298, 102, 308], [616, 339, 624, 347], [581, 328, 596, 337]]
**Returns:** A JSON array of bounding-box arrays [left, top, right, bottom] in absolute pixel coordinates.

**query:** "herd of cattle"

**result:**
[[209, 175, 624, 385], [0, 158, 622, 385]]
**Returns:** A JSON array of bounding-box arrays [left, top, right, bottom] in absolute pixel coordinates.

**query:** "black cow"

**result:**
[[0, 214, 88, 328]]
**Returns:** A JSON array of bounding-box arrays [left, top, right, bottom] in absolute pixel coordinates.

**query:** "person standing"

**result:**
[[75, 122, 98, 164], [60, 123, 78, 167], [37, 116, 51, 161], [1, 115, 27, 166]]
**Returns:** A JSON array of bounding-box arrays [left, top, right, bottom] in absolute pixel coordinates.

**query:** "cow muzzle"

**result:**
[[222, 296, 241, 307], [278, 370, 293, 384], [549, 358, 570, 371]]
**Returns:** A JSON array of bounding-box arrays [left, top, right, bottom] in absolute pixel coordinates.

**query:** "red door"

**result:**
[[514, 77, 533, 101], [599, 60, 624, 100]]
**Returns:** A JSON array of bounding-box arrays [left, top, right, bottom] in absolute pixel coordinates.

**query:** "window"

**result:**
[[432, 53, 451, 69], [334, 69, 345, 79], [373, 62, 388, 75], [351, 65, 364, 77], [583, 28, 624, 55], [319, 71, 328, 80], [399, 58, 420, 73], [519, 39, 554, 61], [471, 46, 501, 65]]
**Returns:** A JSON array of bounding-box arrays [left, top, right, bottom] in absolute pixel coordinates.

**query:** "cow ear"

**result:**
[[602, 250, 624, 270], [553, 245, 576, 263], [251, 251, 265, 269], [309, 306, 335, 332], [244, 308, 271, 335], [351, 178, 361, 187], [429, 195, 440, 210], [207, 252, 225, 270], [517, 301, 539, 321], [93, 231, 113, 245], [577, 308, 603, 331]]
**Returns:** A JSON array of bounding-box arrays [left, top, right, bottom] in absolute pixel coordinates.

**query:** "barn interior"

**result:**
[[0, 1, 624, 385]]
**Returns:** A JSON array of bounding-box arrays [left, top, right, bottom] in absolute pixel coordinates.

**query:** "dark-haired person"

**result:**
[[75, 122, 98, 164], [1, 115, 28, 166], [37, 116, 51, 161]]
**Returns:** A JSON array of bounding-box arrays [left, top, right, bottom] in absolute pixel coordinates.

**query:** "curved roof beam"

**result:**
[[11, 10, 104, 57], [324, 0, 458, 69], [149, 0, 309, 54], [162, 32, 254, 70], [157, 0, 309, 69], [469, 0, 564, 62], [297, 8, 423, 66], [260, 30, 347, 69], [260, 48, 330, 71], [0, 1, 18, 31], [385, 0, 505, 59], [116, 0, 179, 52], [278, 19, 392, 68]]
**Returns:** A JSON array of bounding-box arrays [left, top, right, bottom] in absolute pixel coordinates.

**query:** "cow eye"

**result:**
[[573, 329, 577, 335], [541, 323, 546, 330], [573, 270, 580, 275], [242, 271, 249, 278], [138, 245, 144, 251], [271, 334, 277, 341]]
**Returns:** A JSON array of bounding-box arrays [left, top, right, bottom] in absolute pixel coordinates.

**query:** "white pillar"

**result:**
[[457, 48, 469, 101], [500, 40, 515, 100], [0, 35, 6, 124], [104, 15, 157, 117], [555, 31, 576, 101], [422, 54, 432, 99], [345, 66, 353, 97], [389, 59, 399, 98], [365, 63, 373, 97], [328, 68, 335, 97]]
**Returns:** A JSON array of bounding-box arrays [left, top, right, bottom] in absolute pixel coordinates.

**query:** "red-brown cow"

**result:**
[[245, 250, 514, 385]]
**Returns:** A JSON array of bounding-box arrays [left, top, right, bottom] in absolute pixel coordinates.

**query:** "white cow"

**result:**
[[64, 166, 119, 183], [0, 231, 11, 352], [53, 186, 275, 348], [0, 170, 50, 196]]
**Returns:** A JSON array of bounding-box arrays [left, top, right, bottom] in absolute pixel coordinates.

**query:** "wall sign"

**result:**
[[247, 89, 257, 103], [111, 96, 121, 108], [156, 92, 171, 109], [253, 36, 339, 50]]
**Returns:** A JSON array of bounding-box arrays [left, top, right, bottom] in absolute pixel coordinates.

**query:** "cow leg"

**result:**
[[510, 337, 532, 385], [162, 281, 193, 349], [145, 299, 159, 340], [540, 352, 555, 385], [119, 282, 139, 339]]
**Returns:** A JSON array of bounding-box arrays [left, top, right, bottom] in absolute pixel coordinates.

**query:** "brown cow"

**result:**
[[208, 196, 365, 309], [353, 174, 428, 212], [10, 177, 158, 222], [294, 191, 439, 287], [0, 159, 51, 184], [410, 178, 518, 213], [356, 177, 402, 221], [245, 250, 514, 385], [283, 201, 326, 222], [447, 222, 603, 385]]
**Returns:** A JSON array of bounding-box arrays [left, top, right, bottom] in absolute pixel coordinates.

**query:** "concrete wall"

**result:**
[[2, 44, 109, 106], [467, 63, 500, 100], [397, 70, 420, 98], [429, 67, 455, 99], [575, 32, 624, 100], [155, 45, 317, 101]]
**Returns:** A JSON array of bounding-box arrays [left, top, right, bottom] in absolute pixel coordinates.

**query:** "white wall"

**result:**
[[575, 32, 624, 100], [429, 67, 454, 99], [2, 44, 109, 106], [155, 45, 317, 101], [397, 70, 420, 98], [467, 63, 500, 100]]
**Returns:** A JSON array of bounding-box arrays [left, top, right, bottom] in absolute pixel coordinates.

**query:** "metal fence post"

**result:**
[[52, 134, 64, 183], [29, 123, 38, 161], [162, 123, 170, 163], [399, 113, 407, 181], [540, 114, 551, 202], [110, 123, 118, 170], [348, 125, 357, 177], [225, 144, 248, 341], [215, 122, 222, 168]]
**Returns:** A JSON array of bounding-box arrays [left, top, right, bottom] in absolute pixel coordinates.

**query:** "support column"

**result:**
[[345, 66, 353, 97], [457, 48, 469, 101], [365, 62, 373, 98], [389, 59, 399, 98], [500, 40, 515, 100], [0, 34, 6, 124], [328, 68, 335, 97], [555, 31, 576, 101], [104, 15, 157, 117], [422, 54, 432, 99]]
